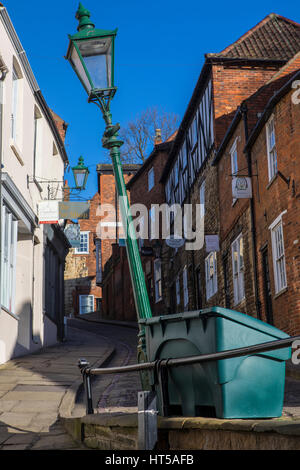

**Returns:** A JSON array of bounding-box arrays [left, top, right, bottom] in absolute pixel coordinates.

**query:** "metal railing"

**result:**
[[78, 335, 300, 449]]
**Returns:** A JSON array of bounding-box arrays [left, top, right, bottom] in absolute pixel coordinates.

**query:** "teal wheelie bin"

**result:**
[[139, 307, 291, 419]]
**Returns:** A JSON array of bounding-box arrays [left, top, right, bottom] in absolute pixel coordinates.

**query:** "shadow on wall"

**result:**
[[0, 300, 60, 365]]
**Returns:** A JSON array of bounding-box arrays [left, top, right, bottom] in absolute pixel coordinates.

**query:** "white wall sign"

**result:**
[[38, 201, 59, 224], [232, 177, 252, 199], [205, 235, 220, 252]]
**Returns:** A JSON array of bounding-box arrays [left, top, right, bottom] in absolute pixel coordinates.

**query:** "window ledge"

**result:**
[[274, 286, 288, 300], [10, 142, 24, 166], [267, 173, 278, 190], [1, 305, 19, 321]]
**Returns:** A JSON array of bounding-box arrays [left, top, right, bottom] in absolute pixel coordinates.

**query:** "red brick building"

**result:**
[[64, 164, 140, 317], [159, 14, 300, 326], [212, 53, 300, 329], [244, 68, 300, 335], [101, 134, 175, 321]]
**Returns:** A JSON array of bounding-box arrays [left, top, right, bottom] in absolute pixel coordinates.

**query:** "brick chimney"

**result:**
[[154, 128, 162, 145], [63, 180, 70, 201]]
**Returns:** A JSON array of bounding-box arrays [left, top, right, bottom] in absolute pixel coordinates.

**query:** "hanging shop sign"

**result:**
[[38, 201, 59, 224], [205, 235, 220, 252], [232, 177, 252, 199], [64, 223, 81, 248], [59, 201, 90, 220]]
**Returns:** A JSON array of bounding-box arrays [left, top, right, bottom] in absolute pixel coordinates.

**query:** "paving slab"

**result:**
[[0, 326, 114, 450], [2, 391, 65, 402]]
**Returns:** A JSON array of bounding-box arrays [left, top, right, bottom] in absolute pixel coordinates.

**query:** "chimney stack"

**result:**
[[155, 128, 162, 145]]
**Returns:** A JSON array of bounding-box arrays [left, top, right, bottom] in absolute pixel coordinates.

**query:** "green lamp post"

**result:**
[[72, 156, 89, 190], [66, 4, 152, 366]]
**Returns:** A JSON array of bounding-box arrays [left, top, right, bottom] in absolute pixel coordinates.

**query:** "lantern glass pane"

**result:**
[[70, 44, 92, 93], [74, 169, 86, 188], [77, 37, 112, 90]]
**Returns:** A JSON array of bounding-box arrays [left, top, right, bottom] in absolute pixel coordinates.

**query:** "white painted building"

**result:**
[[0, 5, 70, 364]]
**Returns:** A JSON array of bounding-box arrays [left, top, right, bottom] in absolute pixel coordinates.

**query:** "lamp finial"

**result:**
[[75, 3, 95, 31]]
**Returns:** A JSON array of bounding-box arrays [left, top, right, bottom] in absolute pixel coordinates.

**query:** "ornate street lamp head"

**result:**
[[65, 3, 117, 99], [72, 156, 89, 190]]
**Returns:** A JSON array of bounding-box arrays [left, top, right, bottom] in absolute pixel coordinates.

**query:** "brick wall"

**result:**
[[212, 64, 281, 146], [101, 145, 171, 321], [64, 167, 138, 317], [251, 88, 300, 335]]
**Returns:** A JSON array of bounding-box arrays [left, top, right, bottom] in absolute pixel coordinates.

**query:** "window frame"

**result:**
[[148, 167, 154, 191], [154, 258, 162, 303], [1, 203, 18, 314], [205, 252, 218, 300], [75, 231, 90, 254], [266, 115, 277, 182], [230, 138, 238, 176], [231, 233, 245, 305], [199, 180, 205, 219], [79, 294, 94, 315], [270, 217, 287, 294]]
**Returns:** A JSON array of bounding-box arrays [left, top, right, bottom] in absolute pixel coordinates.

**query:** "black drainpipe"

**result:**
[[241, 103, 261, 320]]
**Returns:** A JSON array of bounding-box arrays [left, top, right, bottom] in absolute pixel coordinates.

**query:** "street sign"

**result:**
[[232, 177, 252, 199], [38, 200, 59, 224]]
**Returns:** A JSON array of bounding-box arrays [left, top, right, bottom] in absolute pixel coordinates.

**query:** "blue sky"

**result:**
[[3, 0, 299, 199]]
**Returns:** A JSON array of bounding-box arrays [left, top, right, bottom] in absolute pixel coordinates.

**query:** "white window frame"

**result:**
[[183, 266, 189, 310], [11, 61, 23, 149], [79, 295, 94, 315], [199, 180, 205, 219], [154, 258, 162, 303], [231, 233, 245, 305], [75, 231, 89, 254], [230, 138, 238, 176], [205, 252, 218, 300], [1, 203, 18, 314], [148, 167, 154, 191], [266, 115, 277, 181], [269, 212, 287, 294]]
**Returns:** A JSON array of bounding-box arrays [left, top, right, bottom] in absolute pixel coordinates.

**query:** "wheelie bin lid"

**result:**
[[139, 306, 290, 339]]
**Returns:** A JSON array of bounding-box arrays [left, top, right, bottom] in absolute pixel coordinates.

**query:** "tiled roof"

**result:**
[[208, 14, 300, 61]]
